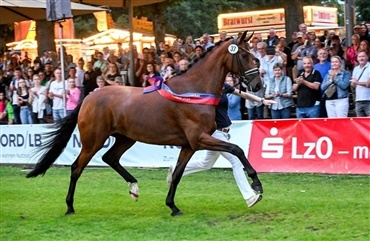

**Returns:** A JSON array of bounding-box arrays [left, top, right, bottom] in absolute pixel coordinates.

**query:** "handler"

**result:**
[[167, 74, 276, 208]]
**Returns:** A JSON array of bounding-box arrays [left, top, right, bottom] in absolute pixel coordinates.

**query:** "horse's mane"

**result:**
[[174, 37, 234, 77]]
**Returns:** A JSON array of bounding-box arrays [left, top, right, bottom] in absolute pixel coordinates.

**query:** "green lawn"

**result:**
[[1, 166, 369, 241]]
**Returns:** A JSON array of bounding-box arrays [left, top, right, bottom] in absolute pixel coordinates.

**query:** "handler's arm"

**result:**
[[232, 89, 277, 105]]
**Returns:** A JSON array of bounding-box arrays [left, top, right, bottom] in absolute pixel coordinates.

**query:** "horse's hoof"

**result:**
[[128, 182, 139, 201], [129, 191, 139, 202], [171, 211, 183, 216], [65, 210, 75, 215], [251, 183, 264, 194]]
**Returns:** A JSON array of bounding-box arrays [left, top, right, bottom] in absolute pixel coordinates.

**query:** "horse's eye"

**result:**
[[242, 54, 247, 59]]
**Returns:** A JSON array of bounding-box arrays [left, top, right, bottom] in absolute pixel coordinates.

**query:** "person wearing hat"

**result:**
[[353, 25, 362, 36], [296, 31, 304, 39], [291, 32, 310, 77], [114, 76, 124, 86], [329, 35, 345, 59]]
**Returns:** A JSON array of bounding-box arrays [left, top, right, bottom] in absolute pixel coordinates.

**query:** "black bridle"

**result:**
[[230, 37, 260, 91]]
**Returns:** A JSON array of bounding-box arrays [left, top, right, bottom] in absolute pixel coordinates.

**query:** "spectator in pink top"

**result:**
[[344, 34, 361, 71], [66, 77, 81, 116]]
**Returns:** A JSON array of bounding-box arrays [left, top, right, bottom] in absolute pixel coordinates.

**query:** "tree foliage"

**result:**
[[0, 24, 14, 55], [73, 14, 99, 39], [355, 0, 370, 22], [73, 9, 130, 39], [164, 0, 252, 38]]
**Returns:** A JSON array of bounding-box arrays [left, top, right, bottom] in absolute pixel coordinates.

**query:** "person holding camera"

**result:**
[[275, 43, 288, 71], [258, 42, 284, 83], [292, 32, 317, 73], [258, 42, 284, 118]]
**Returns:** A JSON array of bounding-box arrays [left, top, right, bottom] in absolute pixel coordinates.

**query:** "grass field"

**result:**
[[0, 166, 369, 241]]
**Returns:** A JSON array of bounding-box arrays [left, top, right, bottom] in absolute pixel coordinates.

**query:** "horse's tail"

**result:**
[[26, 102, 82, 178]]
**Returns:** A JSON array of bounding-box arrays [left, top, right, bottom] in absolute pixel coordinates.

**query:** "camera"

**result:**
[[266, 46, 276, 55]]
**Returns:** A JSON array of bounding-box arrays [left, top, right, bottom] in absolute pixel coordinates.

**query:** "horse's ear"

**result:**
[[244, 31, 254, 43], [238, 31, 248, 45]]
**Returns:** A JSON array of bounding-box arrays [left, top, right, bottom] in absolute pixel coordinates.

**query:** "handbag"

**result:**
[[324, 83, 336, 98]]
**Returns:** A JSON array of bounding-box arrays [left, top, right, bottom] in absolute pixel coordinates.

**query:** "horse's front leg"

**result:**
[[165, 146, 195, 216], [197, 133, 263, 194]]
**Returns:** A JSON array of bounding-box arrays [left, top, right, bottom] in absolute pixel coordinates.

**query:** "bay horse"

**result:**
[[26, 30, 263, 216]]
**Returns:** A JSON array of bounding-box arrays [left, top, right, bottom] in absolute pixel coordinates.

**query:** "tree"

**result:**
[[356, 0, 370, 22], [73, 14, 99, 39], [164, 0, 252, 39], [0, 24, 14, 56], [152, 3, 166, 46], [284, 0, 304, 43]]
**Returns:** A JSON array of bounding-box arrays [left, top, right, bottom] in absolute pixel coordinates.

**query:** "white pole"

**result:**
[[59, 22, 66, 116]]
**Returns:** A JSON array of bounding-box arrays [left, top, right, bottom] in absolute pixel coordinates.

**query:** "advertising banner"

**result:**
[[0, 121, 253, 168], [1, 119, 368, 174], [249, 118, 370, 174]]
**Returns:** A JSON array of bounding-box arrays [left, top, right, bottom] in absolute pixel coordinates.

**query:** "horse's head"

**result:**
[[226, 31, 262, 92]]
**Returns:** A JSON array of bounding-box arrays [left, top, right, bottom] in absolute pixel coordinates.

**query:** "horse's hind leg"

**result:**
[[66, 159, 80, 214], [65, 137, 107, 215], [102, 134, 139, 201], [166, 146, 195, 216]]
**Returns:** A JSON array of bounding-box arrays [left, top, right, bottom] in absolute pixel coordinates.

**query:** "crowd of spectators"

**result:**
[[0, 22, 369, 125]]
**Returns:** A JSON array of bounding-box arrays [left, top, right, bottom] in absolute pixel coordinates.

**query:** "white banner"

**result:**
[[0, 121, 253, 168]]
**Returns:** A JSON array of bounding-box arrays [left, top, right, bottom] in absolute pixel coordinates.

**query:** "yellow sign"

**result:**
[[133, 17, 153, 33], [218, 9, 285, 30], [94, 11, 115, 32], [304, 6, 337, 25]]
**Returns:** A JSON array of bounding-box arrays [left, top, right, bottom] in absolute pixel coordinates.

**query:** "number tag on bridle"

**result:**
[[228, 44, 239, 54]]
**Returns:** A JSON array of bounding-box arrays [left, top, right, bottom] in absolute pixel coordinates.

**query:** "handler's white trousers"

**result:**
[[183, 129, 256, 200]]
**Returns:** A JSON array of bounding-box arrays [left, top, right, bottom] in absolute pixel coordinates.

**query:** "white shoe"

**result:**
[[166, 165, 173, 186], [246, 194, 262, 208]]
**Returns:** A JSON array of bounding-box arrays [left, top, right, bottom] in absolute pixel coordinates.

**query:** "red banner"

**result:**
[[248, 118, 370, 174]]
